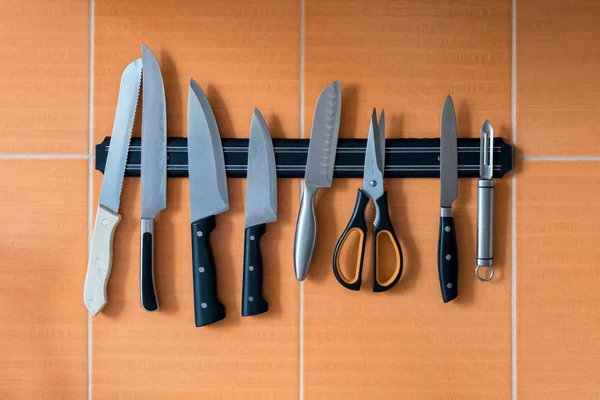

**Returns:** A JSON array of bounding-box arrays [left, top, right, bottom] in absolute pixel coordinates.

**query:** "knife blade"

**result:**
[[140, 44, 167, 312], [188, 78, 228, 327], [242, 108, 276, 316], [438, 95, 459, 303], [83, 58, 142, 316], [294, 80, 342, 281]]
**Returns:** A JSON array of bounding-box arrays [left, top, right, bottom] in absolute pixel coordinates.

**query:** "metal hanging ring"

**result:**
[[475, 265, 494, 282]]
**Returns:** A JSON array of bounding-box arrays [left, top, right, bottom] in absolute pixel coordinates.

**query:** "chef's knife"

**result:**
[[242, 108, 277, 316], [294, 81, 342, 281], [188, 78, 228, 327], [83, 59, 142, 316], [438, 95, 459, 303], [140, 44, 167, 312]]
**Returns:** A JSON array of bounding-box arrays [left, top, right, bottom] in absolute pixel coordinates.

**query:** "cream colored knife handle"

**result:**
[[83, 205, 121, 316]]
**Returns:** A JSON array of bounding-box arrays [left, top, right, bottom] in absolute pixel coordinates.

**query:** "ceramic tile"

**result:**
[[517, 161, 600, 398], [0, 0, 89, 154], [516, 0, 600, 156], [303, 0, 512, 398], [92, 1, 300, 398], [0, 159, 88, 399]]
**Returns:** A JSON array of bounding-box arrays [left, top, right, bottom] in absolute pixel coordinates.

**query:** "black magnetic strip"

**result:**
[[95, 137, 513, 179]]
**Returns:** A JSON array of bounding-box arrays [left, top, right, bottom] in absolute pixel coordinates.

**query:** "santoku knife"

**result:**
[[242, 108, 277, 316], [438, 95, 459, 303], [188, 78, 228, 327], [140, 44, 167, 312], [83, 58, 142, 316], [293, 81, 342, 281]]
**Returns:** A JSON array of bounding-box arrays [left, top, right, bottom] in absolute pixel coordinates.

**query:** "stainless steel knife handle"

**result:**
[[140, 218, 159, 311], [476, 179, 494, 282], [294, 183, 319, 281]]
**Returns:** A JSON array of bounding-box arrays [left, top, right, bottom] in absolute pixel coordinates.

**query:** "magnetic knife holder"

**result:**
[[95, 137, 513, 178]]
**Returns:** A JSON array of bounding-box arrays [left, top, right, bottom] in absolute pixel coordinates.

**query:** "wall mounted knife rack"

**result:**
[[95, 137, 513, 178]]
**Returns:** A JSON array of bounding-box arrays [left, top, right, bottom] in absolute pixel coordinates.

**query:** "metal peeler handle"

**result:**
[[476, 178, 494, 281]]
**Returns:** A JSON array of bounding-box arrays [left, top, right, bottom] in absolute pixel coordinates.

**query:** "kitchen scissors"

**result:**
[[332, 108, 403, 291]]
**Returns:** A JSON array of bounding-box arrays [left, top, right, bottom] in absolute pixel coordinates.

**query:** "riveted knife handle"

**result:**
[[140, 218, 159, 311], [294, 184, 319, 281], [242, 224, 269, 316], [191, 215, 226, 327], [438, 208, 458, 302], [83, 205, 121, 316]]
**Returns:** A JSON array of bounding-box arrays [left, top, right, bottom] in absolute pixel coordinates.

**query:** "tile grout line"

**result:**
[[0, 154, 90, 159], [87, 1, 95, 400], [523, 156, 600, 161], [511, 0, 517, 398], [298, 0, 305, 398]]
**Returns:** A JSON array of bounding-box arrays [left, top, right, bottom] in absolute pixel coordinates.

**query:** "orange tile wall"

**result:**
[[0, 0, 599, 399]]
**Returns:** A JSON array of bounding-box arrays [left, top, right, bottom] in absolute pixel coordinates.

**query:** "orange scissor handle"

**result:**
[[372, 192, 403, 292], [333, 189, 369, 291]]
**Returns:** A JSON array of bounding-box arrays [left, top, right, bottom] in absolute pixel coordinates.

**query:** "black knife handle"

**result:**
[[191, 215, 226, 327], [140, 218, 159, 311], [438, 209, 458, 303], [242, 224, 269, 316]]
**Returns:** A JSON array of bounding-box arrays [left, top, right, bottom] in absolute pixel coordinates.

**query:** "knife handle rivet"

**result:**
[[198, 267, 205, 273], [201, 302, 207, 309], [250, 235, 255, 241], [102, 219, 109, 226], [445, 226, 451, 232], [248, 297, 254, 302], [445, 254, 452, 261], [197, 231, 203, 237], [249, 266, 254, 271], [446, 283, 453, 289]]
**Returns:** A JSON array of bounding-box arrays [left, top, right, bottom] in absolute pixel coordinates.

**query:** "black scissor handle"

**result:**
[[373, 191, 403, 292], [333, 189, 369, 291]]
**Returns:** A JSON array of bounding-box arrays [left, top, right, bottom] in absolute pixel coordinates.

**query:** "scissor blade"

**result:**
[[363, 109, 384, 200], [377, 108, 385, 172]]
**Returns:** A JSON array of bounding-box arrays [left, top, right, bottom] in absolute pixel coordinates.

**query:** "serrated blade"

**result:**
[[304, 81, 341, 188], [98, 59, 142, 213], [440, 95, 458, 208], [245, 108, 277, 228], [188, 79, 229, 221], [140, 44, 167, 219]]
